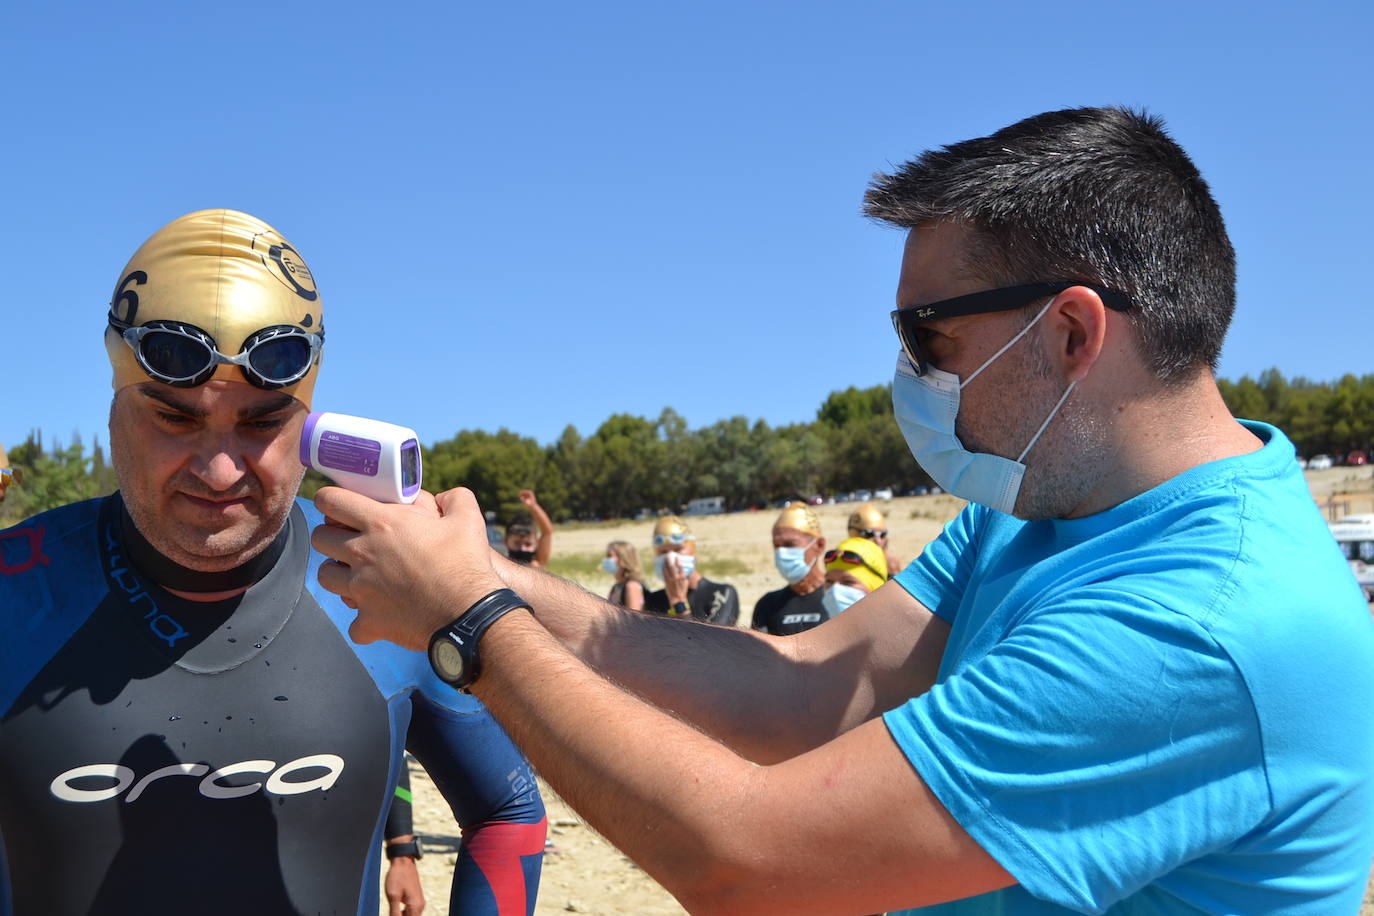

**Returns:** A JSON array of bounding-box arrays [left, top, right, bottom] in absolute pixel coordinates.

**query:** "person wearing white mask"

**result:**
[[820, 537, 888, 618], [641, 516, 738, 625], [751, 503, 829, 635], [311, 108, 1374, 914]]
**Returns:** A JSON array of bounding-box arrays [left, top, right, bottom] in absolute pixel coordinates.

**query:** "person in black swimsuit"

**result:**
[[751, 502, 830, 635], [642, 515, 738, 625]]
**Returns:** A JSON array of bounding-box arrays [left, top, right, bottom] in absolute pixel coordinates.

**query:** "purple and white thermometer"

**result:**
[[301, 412, 422, 504]]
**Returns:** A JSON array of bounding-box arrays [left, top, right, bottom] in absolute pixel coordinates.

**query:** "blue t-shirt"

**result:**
[[883, 422, 1374, 914]]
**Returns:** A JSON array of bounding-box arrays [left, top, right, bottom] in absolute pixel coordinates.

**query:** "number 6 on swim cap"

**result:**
[[301, 412, 422, 504]]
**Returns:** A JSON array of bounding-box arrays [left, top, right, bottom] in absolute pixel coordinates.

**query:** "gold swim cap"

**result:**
[[0, 443, 15, 494], [652, 515, 694, 547], [826, 536, 888, 592], [774, 502, 820, 537], [104, 209, 325, 405], [848, 503, 886, 536]]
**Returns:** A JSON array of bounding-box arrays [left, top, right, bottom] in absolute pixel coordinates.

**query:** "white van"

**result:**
[[1328, 514, 1374, 600], [684, 496, 725, 516]]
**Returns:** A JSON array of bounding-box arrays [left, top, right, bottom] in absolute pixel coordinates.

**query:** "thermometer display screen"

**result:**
[[401, 443, 420, 490]]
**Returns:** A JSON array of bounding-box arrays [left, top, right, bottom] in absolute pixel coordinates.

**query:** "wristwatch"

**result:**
[[428, 587, 531, 692], [670, 600, 690, 616], [385, 838, 424, 860]]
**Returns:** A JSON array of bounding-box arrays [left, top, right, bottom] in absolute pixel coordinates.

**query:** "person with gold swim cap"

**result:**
[[0, 209, 545, 916], [848, 501, 903, 575], [751, 502, 831, 635], [822, 536, 889, 617], [0, 443, 19, 507], [642, 514, 739, 624]]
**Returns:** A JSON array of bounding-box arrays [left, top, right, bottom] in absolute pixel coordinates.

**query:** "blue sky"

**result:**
[[3, 1, 1368, 454]]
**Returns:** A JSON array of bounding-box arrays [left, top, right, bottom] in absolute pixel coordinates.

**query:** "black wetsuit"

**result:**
[[751, 585, 830, 635], [0, 495, 546, 916], [644, 577, 739, 625]]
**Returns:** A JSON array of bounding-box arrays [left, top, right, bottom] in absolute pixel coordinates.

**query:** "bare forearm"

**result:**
[[472, 610, 753, 911], [492, 552, 840, 761]]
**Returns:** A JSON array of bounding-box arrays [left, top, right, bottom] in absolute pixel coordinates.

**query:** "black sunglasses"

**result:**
[[890, 282, 1132, 377], [824, 548, 887, 581], [109, 313, 323, 389]]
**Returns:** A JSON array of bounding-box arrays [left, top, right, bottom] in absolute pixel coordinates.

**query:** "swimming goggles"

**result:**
[[824, 548, 887, 581], [652, 532, 695, 548], [109, 313, 323, 389]]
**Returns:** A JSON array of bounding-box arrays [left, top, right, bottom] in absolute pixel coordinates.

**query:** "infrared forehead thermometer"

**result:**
[[300, 412, 422, 504]]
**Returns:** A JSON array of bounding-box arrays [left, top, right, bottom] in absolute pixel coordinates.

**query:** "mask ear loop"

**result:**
[[960, 296, 1059, 389], [1017, 380, 1077, 463]]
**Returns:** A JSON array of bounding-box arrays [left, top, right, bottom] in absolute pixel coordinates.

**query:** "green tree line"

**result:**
[[5, 369, 1372, 527], [1216, 369, 1374, 458]]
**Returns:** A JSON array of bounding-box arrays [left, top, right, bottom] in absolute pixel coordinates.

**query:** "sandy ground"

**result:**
[[396, 468, 1374, 915]]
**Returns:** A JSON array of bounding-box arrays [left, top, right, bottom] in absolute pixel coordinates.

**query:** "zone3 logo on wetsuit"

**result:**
[[0, 495, 546, 916]]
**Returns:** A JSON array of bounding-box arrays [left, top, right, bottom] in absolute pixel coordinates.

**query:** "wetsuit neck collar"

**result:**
[[116, 492, 291, 593]]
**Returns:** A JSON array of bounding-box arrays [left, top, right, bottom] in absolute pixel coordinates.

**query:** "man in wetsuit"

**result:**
[[751, 502, 829, 635], [642, 515, 738, 625], [0, 209, 545, 916]]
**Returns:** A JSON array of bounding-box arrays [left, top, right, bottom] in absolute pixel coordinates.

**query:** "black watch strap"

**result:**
[[429, 587, 531, 691], [385, 839, 423, 860], [670, 600, 690, 616]]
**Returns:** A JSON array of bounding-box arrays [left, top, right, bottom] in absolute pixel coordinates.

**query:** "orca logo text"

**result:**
[[50, 754, 345, 803]]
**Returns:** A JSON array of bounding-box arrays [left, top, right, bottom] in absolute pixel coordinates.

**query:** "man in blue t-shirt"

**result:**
[[304, 109, 1374, 914]]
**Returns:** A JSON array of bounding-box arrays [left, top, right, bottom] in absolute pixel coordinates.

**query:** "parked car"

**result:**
[[874, 487, 894, 500], [1308, 454, 1334, 470], [1345, 450, 1368, 466], [909, 485, 930, 496], [854, 489, 873, 502]]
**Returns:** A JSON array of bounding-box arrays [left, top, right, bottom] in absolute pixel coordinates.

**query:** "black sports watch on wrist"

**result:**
[[428, 587, 531, 692], [385, 838, 424, 860], [670, 600, 690, 616]]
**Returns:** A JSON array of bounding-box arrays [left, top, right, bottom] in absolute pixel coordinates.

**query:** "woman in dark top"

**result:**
[[603, 540, 646, 611]]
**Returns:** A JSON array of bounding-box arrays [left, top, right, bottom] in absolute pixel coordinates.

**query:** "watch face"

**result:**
[[430, 638, 466, 682]]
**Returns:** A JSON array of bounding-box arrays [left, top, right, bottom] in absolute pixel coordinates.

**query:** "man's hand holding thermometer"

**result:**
[[304, 411, 431, 614]]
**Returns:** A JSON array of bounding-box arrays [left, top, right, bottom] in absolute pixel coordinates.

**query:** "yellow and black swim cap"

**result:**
[[104, 209, 325, 406], [826, 536, 888, 592]]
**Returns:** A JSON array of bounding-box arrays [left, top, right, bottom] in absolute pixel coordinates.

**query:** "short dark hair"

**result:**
[[863, 107, 1236, 383], [506, 512, 536, 538]]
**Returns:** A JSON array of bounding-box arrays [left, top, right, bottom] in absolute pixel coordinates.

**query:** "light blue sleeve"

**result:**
[[893, 505, 984, 622], [882, 588, 1268, 912]]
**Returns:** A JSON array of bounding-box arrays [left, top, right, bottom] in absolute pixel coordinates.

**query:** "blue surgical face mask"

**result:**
[[822, 583, 866, 616], [891, 297, 1075, 515], [600, 556, 619, 575], [655, 552, 696, 580], [774, 541, 816, 584]]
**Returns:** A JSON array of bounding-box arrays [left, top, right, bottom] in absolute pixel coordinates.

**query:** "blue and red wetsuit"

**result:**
[[0, 494, 545, 915]]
